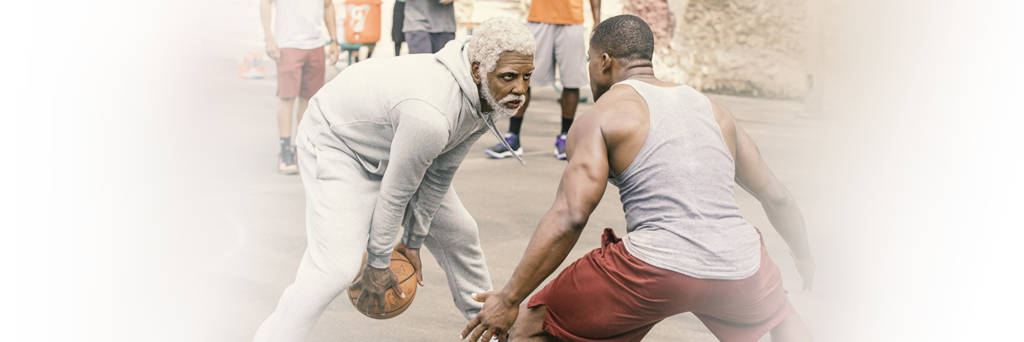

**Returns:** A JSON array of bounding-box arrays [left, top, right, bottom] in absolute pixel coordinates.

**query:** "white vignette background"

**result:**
[[1, 0, 1023, 341]]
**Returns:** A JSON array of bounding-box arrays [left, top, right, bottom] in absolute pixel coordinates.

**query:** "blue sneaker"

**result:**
[[278, 145, 299, 175], [485, 132, 523, 159], [554, 133, 567, 160]]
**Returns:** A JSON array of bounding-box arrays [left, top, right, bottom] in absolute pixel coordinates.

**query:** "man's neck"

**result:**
[[613, 61, 657, 84]]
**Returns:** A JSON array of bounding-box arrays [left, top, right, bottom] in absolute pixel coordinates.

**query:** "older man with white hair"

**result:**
[[253, 17, 535, 342]]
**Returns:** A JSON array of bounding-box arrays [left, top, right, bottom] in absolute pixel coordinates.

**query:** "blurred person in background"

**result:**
[[468, 0, 527, 32], [261, 0, 341, 174], [485, 0, 600, 161], [404, 0, 457, 54], [392, 0, 407, 55]]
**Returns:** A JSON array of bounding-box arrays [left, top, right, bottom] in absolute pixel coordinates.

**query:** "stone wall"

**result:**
[[625, 0, 811, 98]]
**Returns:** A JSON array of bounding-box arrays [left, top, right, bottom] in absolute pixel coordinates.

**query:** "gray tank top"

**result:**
[[610, 80, 761, 280]]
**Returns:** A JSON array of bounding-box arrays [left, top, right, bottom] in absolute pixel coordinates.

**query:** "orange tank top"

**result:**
[[527, 0, 584, 25]]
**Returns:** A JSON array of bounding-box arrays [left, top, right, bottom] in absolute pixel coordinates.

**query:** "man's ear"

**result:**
[[601, 53, 613, 73], [471, 62, 481, 84]]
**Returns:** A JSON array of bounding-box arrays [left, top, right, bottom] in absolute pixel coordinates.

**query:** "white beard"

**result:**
[[480, 69, 525, 121]]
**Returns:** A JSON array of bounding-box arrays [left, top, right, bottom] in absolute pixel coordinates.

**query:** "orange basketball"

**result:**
[[347, 250, 418, 319]]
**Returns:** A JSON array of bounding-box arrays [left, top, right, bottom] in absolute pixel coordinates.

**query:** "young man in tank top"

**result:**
[[463, 15, 815, 342]]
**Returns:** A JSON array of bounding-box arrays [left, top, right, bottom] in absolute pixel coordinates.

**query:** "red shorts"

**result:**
[[276, 47, 325, 99], [527, 228, 792, 342]]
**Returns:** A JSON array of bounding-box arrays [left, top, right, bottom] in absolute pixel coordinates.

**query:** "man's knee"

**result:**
[[431, 206, 481, 246], [509, 305, 550, 341], [453, 217, 480, 242]]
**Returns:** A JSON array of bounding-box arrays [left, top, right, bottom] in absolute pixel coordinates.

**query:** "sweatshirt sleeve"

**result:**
[[366, 100, 450, 269], [401, 129, 486, 249]]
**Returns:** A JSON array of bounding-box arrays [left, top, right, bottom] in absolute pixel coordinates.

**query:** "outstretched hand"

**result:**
[[461, 291, 519, 342]]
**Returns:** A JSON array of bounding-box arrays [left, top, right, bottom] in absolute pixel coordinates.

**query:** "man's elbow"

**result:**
[[565, 208, 591, 231], [759, 187, 794, 209]]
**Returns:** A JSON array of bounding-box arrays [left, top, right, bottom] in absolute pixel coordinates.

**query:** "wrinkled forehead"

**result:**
[[494, 51, 535, 69]]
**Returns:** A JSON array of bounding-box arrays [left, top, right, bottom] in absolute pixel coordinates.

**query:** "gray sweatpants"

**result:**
[[253, 140, 492, 342]]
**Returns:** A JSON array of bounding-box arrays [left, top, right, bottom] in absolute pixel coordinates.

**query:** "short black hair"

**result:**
[[590, 14, 655, 61]]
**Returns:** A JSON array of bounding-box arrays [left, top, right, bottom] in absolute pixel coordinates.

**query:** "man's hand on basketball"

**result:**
[[395, 242, 424, 286], [352, 264, 405, 313], [462, 291, 518, 342]]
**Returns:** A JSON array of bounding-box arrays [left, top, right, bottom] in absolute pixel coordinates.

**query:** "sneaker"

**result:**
[[484, 132, 523, 159], [278, 147, 299, 175], [554, 133, 567, 160]]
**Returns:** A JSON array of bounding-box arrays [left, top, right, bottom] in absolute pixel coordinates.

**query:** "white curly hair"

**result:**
[[467, 17, 536, 74]]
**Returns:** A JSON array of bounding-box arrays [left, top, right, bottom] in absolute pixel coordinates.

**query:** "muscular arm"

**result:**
[[499, 117, 609, 304], [713, 102, 814, 288], [462, 109, 610, 342], [734, 124, 811, 258]]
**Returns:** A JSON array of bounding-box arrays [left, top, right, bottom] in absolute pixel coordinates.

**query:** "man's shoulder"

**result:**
[[584, 86, 648, 144], [590, 85, 647, 117]]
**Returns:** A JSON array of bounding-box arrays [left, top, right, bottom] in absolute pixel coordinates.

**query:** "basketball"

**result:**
[[347, 250, 418, 319]]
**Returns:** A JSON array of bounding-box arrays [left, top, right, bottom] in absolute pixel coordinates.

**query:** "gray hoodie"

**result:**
[[302, 38, 514, 269]]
